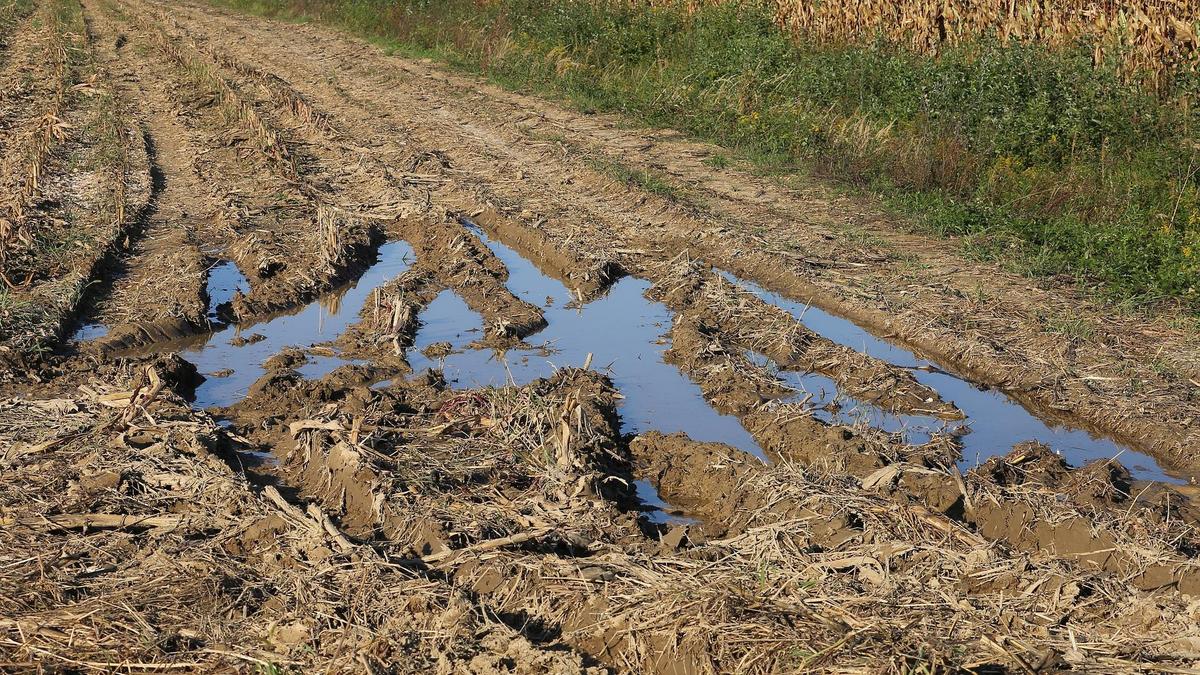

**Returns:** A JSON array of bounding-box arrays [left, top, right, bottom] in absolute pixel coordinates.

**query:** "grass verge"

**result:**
[[209, 0, 1200, 313]]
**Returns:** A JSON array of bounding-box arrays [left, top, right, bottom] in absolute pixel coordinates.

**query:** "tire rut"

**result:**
[[77, 0, 218, 350], [158, 0, 1200, 476]]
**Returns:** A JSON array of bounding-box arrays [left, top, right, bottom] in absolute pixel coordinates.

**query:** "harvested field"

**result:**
[[3, 0, 1200, 671]]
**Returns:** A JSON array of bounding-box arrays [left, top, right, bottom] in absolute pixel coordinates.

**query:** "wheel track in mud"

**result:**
[[224, 360, 1200, 672], [132, 0, 565, 342], [75, 0, 413, 352], [0, 0, 149, 360], [76, 0, 214, 348], [155, 0, 1200, 475]]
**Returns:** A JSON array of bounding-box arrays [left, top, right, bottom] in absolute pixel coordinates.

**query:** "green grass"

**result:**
[[1041, 312, 1096, 342], [702, 153, 730, 170], [209, 0, 1200, 313], [583, 153, 684, 201]]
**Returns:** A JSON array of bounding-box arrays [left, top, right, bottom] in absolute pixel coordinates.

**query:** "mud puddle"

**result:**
[[409, 222, 763, 460], [68, 258, 250, 344], [179, 241, 413, 409], [634, 479, 700, 525], [407, 223, 760, 525], [406, 290, 486, 361], [744, 351, 952, 446], [69, 322, 108, 342], [205, 259, 250, 324], [719, 271, 1177, 482]]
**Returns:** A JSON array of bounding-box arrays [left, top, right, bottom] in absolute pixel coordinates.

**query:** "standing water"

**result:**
[[408, 224, 764, 460], [742, 350, 951, 446], [181, 241, 414, 408], [717, 271, 1177, 482], [205, 260, 251, 325]]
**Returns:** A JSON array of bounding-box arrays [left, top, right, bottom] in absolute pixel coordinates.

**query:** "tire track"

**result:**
[[159, 0, 1200, 477]]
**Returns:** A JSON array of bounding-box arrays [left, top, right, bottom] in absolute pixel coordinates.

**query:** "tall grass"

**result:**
[[212, 0, 1200, 311]]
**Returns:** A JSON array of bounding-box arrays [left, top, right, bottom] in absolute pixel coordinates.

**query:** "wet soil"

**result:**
[[5, 0, 1200, 670]]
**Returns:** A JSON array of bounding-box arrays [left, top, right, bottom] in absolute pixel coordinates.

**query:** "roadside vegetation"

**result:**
[[209, 0, 1200, 312]]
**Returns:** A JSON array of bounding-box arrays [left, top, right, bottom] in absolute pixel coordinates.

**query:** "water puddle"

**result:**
[[634, 479, 700, 526], [205, 260, 250, 325], [743, 350, 951, 445], [409, 290, 487, 358], [66, 258, 250, 346], [69, 321, 108, 343], [409, 223, 763, 461], [404, 223, 762, 525], [717, 271, 1178, 482], [181, 241, 413, 409]]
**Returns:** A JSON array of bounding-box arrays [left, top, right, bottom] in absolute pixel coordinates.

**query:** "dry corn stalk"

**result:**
[[647, 0, 1200, 92]]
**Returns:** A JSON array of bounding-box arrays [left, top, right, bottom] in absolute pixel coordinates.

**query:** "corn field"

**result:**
[[660, 0, 1200, 91]]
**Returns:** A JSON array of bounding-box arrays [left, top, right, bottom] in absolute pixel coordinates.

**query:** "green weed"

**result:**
[[1042, 312, 1096, 341], [584, 154, 681, 201], [703, 153, 730, 170]]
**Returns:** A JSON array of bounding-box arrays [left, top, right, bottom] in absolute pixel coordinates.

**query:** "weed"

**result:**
[[1043, 312, 1096, 341], [970, 281, 989, 304], [1148, 356, 1178, 379], [584, 154, 682, 201], [702, 153, 729, 170], [0, 288, 25, 312]]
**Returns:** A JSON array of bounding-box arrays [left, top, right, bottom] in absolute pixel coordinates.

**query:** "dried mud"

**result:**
[[4, 0, 1200, 671]]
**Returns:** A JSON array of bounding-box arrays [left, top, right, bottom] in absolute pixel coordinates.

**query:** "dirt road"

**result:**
[[4, 0, 1200, 671]]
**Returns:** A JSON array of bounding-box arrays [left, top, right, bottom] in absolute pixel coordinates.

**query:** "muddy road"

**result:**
[[3, 0, 1200, 671]]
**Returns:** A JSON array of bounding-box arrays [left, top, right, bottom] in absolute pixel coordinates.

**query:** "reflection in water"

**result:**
[[716, 270, 1176, 481], [407, 223, 764, 525], [205, 260, 251, 324], [69, 322, 109, 343], [182, 241, 414, 409], [742, 350, 955, 446], [409, 223, 764, 460], [634, 479, 700, 526]]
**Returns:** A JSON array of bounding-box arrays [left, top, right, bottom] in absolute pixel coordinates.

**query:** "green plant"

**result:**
[[584, 154, 682, 201], [703, 153, 729, 169]]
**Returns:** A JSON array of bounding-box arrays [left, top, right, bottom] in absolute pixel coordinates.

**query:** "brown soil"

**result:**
[[4, 0, 1200, 671]]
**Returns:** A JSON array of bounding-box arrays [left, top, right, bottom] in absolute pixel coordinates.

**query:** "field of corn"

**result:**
[[5, 0, 1200, 671], [744, 0, 1200, 91]]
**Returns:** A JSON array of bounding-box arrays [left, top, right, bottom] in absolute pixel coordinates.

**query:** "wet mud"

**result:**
[[5, 0, 1200, 670]]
